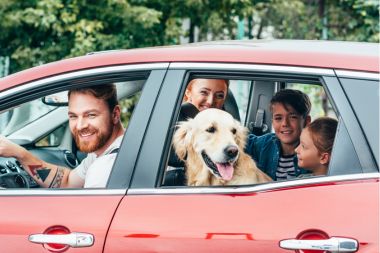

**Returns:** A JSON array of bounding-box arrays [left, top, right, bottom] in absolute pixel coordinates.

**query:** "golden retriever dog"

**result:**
[[173, 108, 272, 186]]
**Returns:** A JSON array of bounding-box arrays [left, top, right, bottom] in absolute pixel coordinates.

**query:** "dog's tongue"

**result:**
[[216, 163, 234, 181]]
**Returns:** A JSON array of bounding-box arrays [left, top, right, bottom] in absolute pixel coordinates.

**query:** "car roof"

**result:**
[[0, 40, 378, 91]]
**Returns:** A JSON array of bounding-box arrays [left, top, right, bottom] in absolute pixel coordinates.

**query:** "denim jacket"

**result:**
[[245, 133, 309, 180]]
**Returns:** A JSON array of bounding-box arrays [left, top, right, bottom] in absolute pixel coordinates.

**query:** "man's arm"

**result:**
[[0, 136, 84, 188]]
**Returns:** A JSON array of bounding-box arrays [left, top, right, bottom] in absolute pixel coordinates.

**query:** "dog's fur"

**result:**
[[173, 109, 272, 186]]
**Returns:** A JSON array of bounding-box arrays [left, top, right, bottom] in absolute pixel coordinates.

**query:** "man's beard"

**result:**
[[73, 124, 113, 153]]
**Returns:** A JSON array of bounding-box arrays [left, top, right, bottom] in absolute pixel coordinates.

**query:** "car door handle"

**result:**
[[280, 237, 358, 252], [29, 232, 94, 247]]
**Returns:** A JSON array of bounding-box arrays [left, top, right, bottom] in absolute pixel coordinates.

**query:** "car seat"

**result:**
[[167, 102, 199, 168], [163, 103, 199, 186], [223, 89, 240, 121]]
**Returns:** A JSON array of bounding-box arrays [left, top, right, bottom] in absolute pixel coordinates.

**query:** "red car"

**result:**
[[0, 40, 378, 253]]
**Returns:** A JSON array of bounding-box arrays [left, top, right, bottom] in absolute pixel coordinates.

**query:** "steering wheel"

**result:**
[[0, 172, 31, 188]]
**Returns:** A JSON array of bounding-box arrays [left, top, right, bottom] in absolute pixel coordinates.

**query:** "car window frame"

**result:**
[[0, 63, 169, 195], [324, 75, 378, 173], [129, 62, 379, 193], [338, 76, 379, 166]]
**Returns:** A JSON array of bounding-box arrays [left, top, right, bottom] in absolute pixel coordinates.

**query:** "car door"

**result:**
[[0, 64, 168, 252], [104, 63, 379, 253]]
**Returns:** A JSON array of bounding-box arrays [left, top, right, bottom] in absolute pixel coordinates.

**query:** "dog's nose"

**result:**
[[224, 145, 238, 159]]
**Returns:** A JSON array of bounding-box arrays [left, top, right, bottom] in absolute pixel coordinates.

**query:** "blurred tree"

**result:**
[[0, 0, 378, 74], [325, 0, 379, 42], [251, 0, 379, 41], [119, 92, 141, 127], [180, 0, 253, 42], [0, 0, 163, 73], [130, 0, 254, 42]]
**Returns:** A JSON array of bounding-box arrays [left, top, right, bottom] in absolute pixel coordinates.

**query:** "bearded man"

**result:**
[[0, 84, 125, 188]]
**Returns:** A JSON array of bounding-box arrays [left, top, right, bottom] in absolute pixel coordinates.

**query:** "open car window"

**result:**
[[161, 75, 341, 187], [0, 77, 147, 189], [33, 80, 144, 148]]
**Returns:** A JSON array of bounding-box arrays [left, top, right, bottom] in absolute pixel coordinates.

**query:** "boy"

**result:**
[[246, 89, 311, 180]]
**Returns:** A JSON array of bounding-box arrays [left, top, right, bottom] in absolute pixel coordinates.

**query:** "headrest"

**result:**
[[168, 103, 199, 168], [177, 102, 199, 122], [223, 89, 240, 121]]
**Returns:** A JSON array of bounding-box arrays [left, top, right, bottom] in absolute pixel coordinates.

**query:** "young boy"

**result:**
[[246, 89, 311, 181]]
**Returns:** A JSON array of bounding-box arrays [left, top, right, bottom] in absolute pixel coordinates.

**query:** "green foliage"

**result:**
[[253, 0, 379, 41], [119, 92, 141, 127], [287, 83, 331, 119], [330, 0, 380, 42], [0, 0, 163, 73], [0, 0, 378, 74], [254, 0, 316, 39]]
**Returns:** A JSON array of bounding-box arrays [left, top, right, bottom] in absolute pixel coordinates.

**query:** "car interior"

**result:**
[[162, 76, 339, 187], [0, 74, 349, 189], [0, 79, 146, 188]]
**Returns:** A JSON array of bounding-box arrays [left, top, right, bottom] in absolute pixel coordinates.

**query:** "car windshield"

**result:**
[[0, 99, 57, 136]]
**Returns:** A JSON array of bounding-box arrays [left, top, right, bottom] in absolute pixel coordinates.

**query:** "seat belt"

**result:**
[[254, 109, 265, 129], [249, 109, 268, 135]]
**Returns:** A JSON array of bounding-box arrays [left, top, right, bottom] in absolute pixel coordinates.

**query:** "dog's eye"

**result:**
[[206, 126, 216, 133], [231, 128, 237, 134]]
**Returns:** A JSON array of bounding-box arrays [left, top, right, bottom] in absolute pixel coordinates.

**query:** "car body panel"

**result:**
[[0, 40, 378, 91], [105, 177, 379, 253], [0, 191, 124, 253]]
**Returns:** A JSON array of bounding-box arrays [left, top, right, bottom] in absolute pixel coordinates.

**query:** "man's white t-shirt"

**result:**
[[73, 136, 123, 188]]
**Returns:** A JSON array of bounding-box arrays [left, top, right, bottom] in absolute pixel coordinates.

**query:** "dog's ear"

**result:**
[[235, 122, 248, 149], [173, 120, 193, 160]]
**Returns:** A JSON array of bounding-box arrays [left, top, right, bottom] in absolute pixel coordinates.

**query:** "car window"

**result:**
[[0, 99, 58, 136], [162, 75, 341, 187], [35, 123, 67, 147], [339, 78, 379, 165], [33, 81, 144, 148], [229, 80, 251, 123], [0, 77, 147, 190], [285, 83, 336, 120]]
